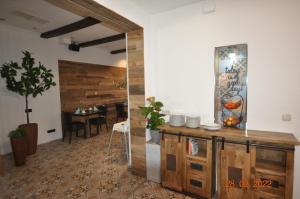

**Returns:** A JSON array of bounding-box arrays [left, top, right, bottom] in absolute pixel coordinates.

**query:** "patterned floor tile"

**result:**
[[0, 129, 193, 199]]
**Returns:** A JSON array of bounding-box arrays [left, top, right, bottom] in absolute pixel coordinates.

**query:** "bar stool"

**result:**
[[107, 120, 129, 160]]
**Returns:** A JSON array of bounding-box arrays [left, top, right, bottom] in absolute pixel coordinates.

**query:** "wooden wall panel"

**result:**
[[58, 60, 127, 124], [127, 29, 146, 176], [47, 0, 146, 178]]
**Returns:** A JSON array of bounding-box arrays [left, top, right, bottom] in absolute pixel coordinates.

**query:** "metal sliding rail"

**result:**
[[160, 130, 294, 151], [160, 130, 212, 141], [216, 137, 294, 152]]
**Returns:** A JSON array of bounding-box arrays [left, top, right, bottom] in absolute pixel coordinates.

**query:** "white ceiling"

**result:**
[[0, 0, 125, 52], [129, 0, 203, 14], [0, 0, 206, 52]]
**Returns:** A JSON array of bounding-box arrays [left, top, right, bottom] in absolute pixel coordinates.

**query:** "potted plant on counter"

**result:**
[[9, 128, 27, 166], [140, 97, 165, 144], [0, 51, 56, 155]]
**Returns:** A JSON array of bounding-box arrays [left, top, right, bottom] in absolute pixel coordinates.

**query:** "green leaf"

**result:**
[[155, 101, 163, 108], [139, 98, 165, 130], [0, 50, 56, 119], [8, 128, 26, 138]]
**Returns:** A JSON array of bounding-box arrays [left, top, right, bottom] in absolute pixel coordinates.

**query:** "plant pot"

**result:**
[[10, 137, 27, 166], [150, 129, 161, 144], [19, 123, 38, 155]]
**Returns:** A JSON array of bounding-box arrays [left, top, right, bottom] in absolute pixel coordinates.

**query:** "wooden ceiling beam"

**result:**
[[69, 33, 125, 51], [79, 33, 125, 48], [41, 17, 100, 38], [111, 49, 126, 54], [46, 0, 141, 32]]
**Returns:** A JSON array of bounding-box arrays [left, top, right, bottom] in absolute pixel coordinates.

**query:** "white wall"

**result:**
[[92, 1, 300, 195], [0, 23, 126, 154], [94, 0, 156, 97], [150, 0, 300, 197]]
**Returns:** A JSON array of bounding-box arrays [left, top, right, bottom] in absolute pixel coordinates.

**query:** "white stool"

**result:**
[[108, 121, 129, 160]]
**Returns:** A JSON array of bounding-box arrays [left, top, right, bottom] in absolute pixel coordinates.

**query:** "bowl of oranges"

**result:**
[[223, 116, 240, 127], [222, 95, 242, 110]]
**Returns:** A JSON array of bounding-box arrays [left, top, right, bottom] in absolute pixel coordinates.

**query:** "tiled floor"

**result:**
[[0, 129, 192, 199]]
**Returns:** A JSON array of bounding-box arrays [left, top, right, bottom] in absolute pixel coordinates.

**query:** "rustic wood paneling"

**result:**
[[285, 150, 294, 199], [219, 143, 251, 199], [127, 29, 146, 176], [47, 0, 147, 178], [58, 60, 127, 124], [161, 134, 183, 191]]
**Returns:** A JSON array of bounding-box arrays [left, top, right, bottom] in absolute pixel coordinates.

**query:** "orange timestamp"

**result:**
[[225, 179, 273, 189]]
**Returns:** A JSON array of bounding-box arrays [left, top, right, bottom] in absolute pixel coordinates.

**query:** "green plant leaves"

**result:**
[[8, 128, 26, 138], [0, 51, 56, 98], [139, 98, 165, 130]]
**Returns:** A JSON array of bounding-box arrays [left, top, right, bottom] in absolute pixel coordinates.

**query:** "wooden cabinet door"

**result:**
[[161, 133, 183, 191], [184, 138, 213, 198], [218, 143, 251, 199]]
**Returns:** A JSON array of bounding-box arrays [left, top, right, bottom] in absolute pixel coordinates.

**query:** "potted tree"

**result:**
[[140, 97, 165, 144], [0, 51, 56, 155], [9, 128, 27, 166]]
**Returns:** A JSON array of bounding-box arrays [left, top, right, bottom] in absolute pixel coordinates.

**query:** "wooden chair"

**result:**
[[61, 112, 86, 144], [89, 105, 109, 135], [115, 103, 128, 122]]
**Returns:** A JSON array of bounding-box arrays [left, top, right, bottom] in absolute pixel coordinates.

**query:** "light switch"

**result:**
[[282, 114, 292, 122]]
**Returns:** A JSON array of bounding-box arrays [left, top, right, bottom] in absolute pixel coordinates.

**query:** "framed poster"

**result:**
[[214, 44, 248, 129]]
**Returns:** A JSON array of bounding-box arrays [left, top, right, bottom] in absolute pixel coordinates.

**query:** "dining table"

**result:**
[[72, 110, 103, 138]]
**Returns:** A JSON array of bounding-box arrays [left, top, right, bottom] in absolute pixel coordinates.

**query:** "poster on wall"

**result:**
[[214, 44, 248, 129]]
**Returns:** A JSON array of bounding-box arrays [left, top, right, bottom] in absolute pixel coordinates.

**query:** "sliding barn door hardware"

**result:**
[[178, 132, 182, 143], [186, 135, 212, 140], [246, 140, 250, 153], [221, 137, 225, 150], [161, 130, 165, 141], [251, 143, 294, 151], [160, 130, 294, 151], [217, 138, 294, 151]]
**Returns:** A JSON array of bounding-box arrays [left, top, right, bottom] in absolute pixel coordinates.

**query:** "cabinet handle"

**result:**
[[190, 163, 203, 171], [190, 179, 202, 188]]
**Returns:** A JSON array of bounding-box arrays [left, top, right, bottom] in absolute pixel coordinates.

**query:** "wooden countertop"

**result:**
[[158, 124, 300, 146]]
